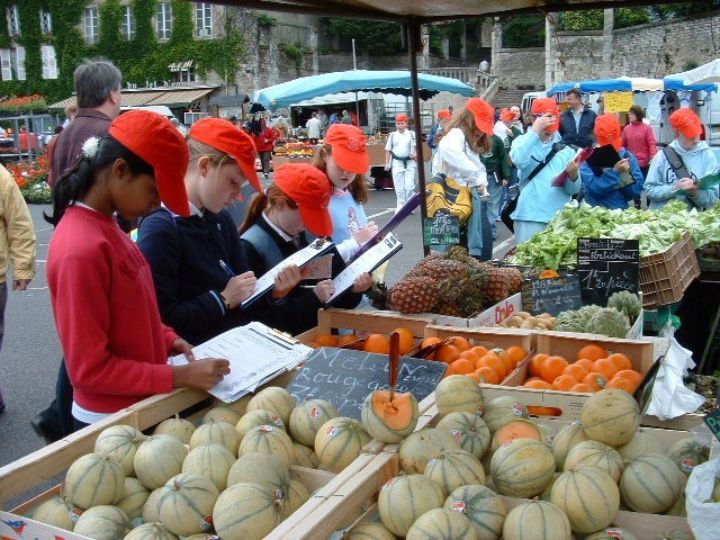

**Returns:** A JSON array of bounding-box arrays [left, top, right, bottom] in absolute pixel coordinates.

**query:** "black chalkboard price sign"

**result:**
[[521, 274, 583, 316], [285, 347, 447, 419], [424, 209, 461, 245], [577, 237, 639, 307]]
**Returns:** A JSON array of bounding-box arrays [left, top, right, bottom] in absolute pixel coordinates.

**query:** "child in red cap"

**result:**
[[137, 117, 301, 346], [240, 163, 371, 335], [385, 113, 417, 213], [45, 110, 229, 430]]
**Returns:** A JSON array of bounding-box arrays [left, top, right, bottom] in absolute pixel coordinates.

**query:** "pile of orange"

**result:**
[[311, 327, 418, 355], [522, 344, 643, 395]]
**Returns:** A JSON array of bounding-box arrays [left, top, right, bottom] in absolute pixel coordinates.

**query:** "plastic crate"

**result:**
[[639, 232, 700, 309]]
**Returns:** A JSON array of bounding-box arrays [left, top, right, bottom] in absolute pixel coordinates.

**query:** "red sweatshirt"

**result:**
[[621, 122, 657, 168], [47, 206, 177, 413]]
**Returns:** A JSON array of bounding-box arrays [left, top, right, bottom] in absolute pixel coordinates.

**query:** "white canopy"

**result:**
[[667, 59, 720, 86]]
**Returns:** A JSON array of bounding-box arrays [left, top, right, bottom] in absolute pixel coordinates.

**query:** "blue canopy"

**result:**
[[663, 77, 717, 92], [549, 77, 716, 96], [253, 70, 477, 110]]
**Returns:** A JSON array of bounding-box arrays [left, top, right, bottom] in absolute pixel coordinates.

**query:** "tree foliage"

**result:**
[[324, 18, 403, 55], [501, 15, 545, 48]]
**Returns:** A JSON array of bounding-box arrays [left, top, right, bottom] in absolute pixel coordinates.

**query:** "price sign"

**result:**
[[704, 409, 720, 442], [424, 209, 461, 245], [521, 274, 583, 316], [577, 237, 639, 307], [603, 91, 634, 113]]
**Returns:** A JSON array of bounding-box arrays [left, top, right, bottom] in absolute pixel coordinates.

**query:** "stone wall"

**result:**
[[317, 53, 467, 73], [551, 31, 606, 84], [492, 48, 546, 90]]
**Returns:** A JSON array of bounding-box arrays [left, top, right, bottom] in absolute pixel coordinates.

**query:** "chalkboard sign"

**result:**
[[577, 237, 640, 307], [424, 209, 460, 245], [285, 347, 447, 419], [703, 409, 720, 443], [521, 274, 583, 316]]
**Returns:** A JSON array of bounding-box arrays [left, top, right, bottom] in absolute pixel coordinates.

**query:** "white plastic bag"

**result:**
[[686, 456, 720, 540]]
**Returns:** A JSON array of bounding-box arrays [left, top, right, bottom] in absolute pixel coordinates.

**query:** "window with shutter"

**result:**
[[84, 6, 99, 44], [156, 2, 173, 40], [121, 5, 136, 40], [12, 46, 25, 81], [41, 45, 58, 80], [195, 3, 212, 38], [0, 49, 12, 81], [39, 9, 52, 34], [6, 5, 20, 36]]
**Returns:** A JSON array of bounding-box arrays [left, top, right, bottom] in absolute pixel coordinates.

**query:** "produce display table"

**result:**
[[272, 142, 431, 169]]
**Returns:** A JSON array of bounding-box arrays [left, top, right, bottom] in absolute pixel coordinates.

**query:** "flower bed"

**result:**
[[6, 156, 52, 204]]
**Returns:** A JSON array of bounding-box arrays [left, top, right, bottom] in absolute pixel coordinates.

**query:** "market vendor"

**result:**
[[385, 114, 417, 214], [510, 98, 580, 244], [645, 108, 719, 210]]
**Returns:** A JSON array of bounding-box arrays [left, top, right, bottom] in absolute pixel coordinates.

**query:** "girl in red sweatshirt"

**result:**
[[45, 110, 229, 429]]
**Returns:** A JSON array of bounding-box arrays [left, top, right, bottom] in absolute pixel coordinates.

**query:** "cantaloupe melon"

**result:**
[[94, 424, 146, 476], [289, 399, 339, 446], [667, 488, 687, 517], [64, 453, 125, 509], [189, 420, 240, 454], [551, 421, 588, 470], [346, 521, 397, 540], [153, 416, 195, 444], [581, 389, 639, 447], [490, 419, 543, 453], [314, 417, 371, 473], [124, 522, 179, 540], [361, 391, 419, 443], [182, 443, 236, 491], [540, 472, 560, 502], [424, 449, 486, 497], [203, 406, 241, 426], [502, 500, 571, 540], [236, 409, 286, 439], [490, 439, 555, 498], [399, 428, 461, 474], [617, 429, 661, 463], [279, 479, 310, 518], [378, 474, 445, 537], [563, 440, 624, 482], [156, 473, 219, 536], [436, 375, 484, 415], [246, 386, 296, 425], [134, 435, 188, 490], [444, 484, 506, 540], [551, 467, 620, 533], [239, 424, 295, 467], [31, 495, 79, 531], [293, 443, 319, 468], [482, 397, 528, 433], [619, 453, 683, 513], [73, 505, 130, 540], [406, 508, 479, 540], [585, 528, 639, 540], [116, 477, 149, 522], [226, 452, 290, 492], [213, 482, 284, 539], [667, 437, 710, 477], [141, 488, 163, 524], [436, 412, 491, 460]]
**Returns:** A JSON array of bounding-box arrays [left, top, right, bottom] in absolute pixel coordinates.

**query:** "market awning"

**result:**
[[546, 77, 706, 96], [144, 88, 215, 107], [664, 61, 720, 92], [48, 87, 217, 111]]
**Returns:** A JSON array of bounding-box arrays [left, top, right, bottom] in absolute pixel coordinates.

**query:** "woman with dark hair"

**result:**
[[622, 105, 657, 179]]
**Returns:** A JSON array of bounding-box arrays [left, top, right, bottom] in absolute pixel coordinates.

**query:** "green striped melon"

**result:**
[[551, 421, 588, 470], [361, 391, 419, 443], [435, 375, 484, 415], [116, 477, 149, 522], [239, 424, 294, 467], [64, 453, 125, 509], [482, 396, 528, 433], [189, 420, 241, 454], [581, 389, 639, 447], [314, 417, 371, 473], [346, 521, 397, 540], [153, 417, 195, 444], [406, 508, 478, 540], [141, 488, 163, 523], [124, 522, 178, 540], [436, 412, 491, 459], [585, 528, 639, 540], [289, 399, 339, 446], [667, 437, 710, 476], [619, 453, 683, 513], [490, 438, 555, 498], [540, 472, 561, 502], [617, 428, 661, 463], [203, 406, 241, 426], [444, 484, 507, 540], [424, 449, 486, 497], [378, 474, 444, 537], [94, 425, 146, 476], [226, 452, 290, 492], [502, 500, 571, 540], [563, 440, 624, 482], [279, 479, 310, 518], [490, 419, 544, 453], [182, 443, 236, 491], [246, 386, 296, 425], [134, 435, 188, 490], [73, 505, 130, 540], [535, 422, 557, 446], [399, 428, 461, 474], [550, 467, 620, 533], [235, 409, 286, 439], [212, 482, 284, 540], [31, 495, 79, 531], [156, 473, 219, 536], [293, 443, 319, 468], [667, 487, 687, 517]]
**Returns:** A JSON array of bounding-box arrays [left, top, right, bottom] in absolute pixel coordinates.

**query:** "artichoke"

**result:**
[[607, 290, 642, 324], [588, 307, 631, 338]]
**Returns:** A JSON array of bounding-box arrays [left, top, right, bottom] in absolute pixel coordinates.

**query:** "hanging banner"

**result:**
[[604, 91, 634, 113]]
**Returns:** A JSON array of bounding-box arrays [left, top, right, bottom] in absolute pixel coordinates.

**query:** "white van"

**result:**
[[521, 91, 547, 116]]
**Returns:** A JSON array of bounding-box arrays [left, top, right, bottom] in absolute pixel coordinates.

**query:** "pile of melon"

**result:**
[[28, 386, 374, 540]]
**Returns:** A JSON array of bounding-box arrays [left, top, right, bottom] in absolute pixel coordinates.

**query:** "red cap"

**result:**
[[437, 109, 451, 120], [323, 124, 370, 175], [274, 163, 333, 237], [500, 108, 515, 123], [465, 98, 494, 136], [531, 98, 561, 132], [109, 110, 190, 217], [395, 114, 408, 123], [189, 117, 261, 194], [595, 114, 622, 152], [670, 108, 703, 138]]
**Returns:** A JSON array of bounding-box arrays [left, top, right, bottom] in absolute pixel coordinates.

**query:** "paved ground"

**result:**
[[0, 188, 514, 470]]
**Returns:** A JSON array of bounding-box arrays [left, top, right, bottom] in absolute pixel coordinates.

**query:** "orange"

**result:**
[[524, 379, 553, 390], [421, 337, 442, 349], [582, 372, 608, 392], [480, 354, 507, 379], [315, 334, 339, 347], [449, 336, 472, 352], [476, 366, 500, 385], [575, 358, 595, 372], [613, 370, 643, 392], [570, 382, 594, 393], [540, 356, 569, 384], [593, 358, 619, 379], [606, 377, 635, 393], [450, 358, 475, 375], [471, 345, 489, 357], [607, 352, 633, 372], [392, 327, 416, 354], [494, 349, 514, 375], [364, 334, 390, 354], [529, 353, 549, 377], [552, 374, 578, 391], [336, 334, 358, 347], [505, 345, 529, 367], [576, 344, 609, 362], [458, 350, 480, 363], [562, 363, 589, 382], [466, 371, 481, 383], [436, 344, 461, 364]]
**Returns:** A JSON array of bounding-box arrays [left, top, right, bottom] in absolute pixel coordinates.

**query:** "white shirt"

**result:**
[[385, 130, 416, 161], [433, 127, 488, 188], [305, 117, 322, 139], [493, 120, 511, 142]]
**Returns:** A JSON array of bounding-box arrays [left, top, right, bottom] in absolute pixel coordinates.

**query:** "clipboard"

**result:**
[[585, 144, 622, 170]]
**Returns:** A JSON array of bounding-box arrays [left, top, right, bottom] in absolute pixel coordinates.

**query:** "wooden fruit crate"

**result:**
[[640, 232, 700, 309]]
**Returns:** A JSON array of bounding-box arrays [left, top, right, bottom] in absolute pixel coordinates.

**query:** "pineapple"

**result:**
[[388, 276, 439, 314], [482, 264, 512, 303], [503, 267, 523, 294], [411, 257, 467, 281]]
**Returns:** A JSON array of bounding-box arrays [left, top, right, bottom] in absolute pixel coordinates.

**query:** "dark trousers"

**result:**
[[33, 358, 75, 443], [0, 282, 6, 411], [259, 151, 272, 175]]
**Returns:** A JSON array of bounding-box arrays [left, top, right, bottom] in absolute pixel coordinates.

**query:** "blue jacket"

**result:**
[[510, 130, 581, 224], [580, 148, 644, 210], [559, 108, 597, 148]]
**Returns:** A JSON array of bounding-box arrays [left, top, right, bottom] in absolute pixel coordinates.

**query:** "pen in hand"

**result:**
[[219, 259, 236, 278]]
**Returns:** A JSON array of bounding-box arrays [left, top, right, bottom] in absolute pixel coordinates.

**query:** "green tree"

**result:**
[[324, 18, 403, 55], [501, 15, 545, 48]]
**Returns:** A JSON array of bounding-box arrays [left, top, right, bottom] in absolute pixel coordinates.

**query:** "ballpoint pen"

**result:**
[[219, 259, 236, 278]]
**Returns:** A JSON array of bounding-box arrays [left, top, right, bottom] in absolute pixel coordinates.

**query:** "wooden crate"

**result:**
[[640, 232, 700, 309], [423, 325, 536, 353]]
